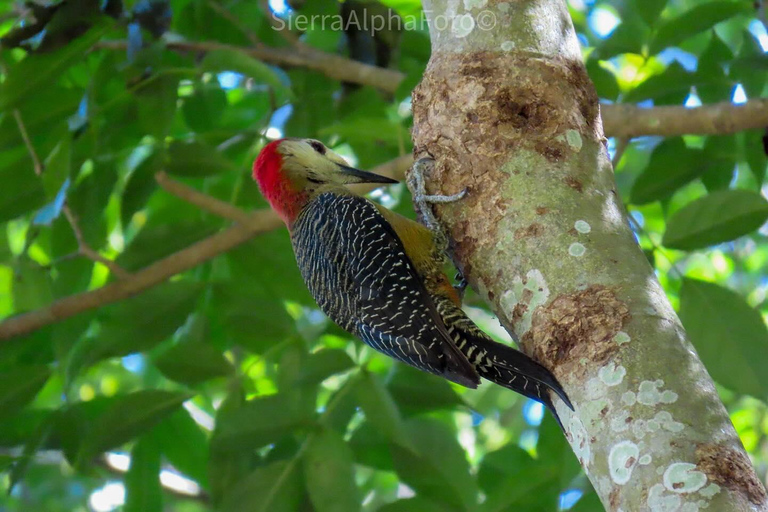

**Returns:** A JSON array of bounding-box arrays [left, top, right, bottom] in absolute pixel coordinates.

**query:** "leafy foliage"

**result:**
[[0, 0, 766, 511]]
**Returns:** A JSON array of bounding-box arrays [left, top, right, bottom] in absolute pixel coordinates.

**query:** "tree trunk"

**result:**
[[411, 1, 768, 510]]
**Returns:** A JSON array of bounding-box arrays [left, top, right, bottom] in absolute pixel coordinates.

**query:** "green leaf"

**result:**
[[624, 62, 695, 105], [124, 437, 163, 512], [0, 365, 51, 421], [304, 427, 360, 512], [478, 444, 559, 511], [585, 59, 619, 101], [8, 413, 53, 492], [680, 279, 768, 398], [212, 393, 314, 452], [696, 33, 734, 104], [630, 138, 704, 205], [742, 129, 767, 186], [209, 389, 250, 505], [391, 418, 477, 510], [121, 148, 163, 227], [73, 281, 201, 369], [650, 1, 751, 54], [12, 258, 53, 313], [377, 498, 446, 512], [348, 422, 394, 471], [732, 30, 767, 98], [150, 409, 209, 489], [663, 190, 768, 250], [67, 161, 118, 248], [154, 342, 233, 385], [183, 83, 228, 133], [43, 136, 71, 199], [212, 284, 295, 353], [636, 0, 666, 26], [298, 349, 355, 385], [387, 365, 464, 416], [221, 460, 302, 512], [700, 135, 737, 191], [593, 19, 650, 60], [355, 372, 410, 448], [0, 21, 110, 110], [0, 158, 46, 224], [117, 220, 218, 271], [202, 49, 290, 99], [165, 141, 238, 177], [79, 390, 192, 460], [136, 74, 179, 140]]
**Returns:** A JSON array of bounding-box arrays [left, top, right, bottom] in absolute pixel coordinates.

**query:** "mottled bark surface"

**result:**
[[411, 1, 767, 510]]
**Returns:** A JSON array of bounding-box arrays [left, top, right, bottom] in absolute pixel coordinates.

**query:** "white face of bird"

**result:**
[[277, 138, 398, 188]]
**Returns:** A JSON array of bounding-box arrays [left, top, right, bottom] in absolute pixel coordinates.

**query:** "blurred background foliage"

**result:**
[[0, 0, 766, 510]]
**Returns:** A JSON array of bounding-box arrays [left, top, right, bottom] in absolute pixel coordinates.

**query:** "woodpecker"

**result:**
[[253, 138, 573, 427]]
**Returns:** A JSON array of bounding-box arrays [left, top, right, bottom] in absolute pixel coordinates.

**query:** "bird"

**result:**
[[253, 138, 573, 428]]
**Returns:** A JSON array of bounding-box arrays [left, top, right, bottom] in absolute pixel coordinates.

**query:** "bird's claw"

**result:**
[[408, 158, 468, 233], [454, 271, 468, 301]]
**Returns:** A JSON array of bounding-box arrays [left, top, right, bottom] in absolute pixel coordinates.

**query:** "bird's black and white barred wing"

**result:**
[[291, 192, 479, 387]]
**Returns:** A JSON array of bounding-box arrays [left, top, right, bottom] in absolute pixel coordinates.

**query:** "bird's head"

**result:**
[[253, 138, 397, 226]]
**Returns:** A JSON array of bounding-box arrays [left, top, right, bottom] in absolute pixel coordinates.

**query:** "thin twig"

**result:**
[[12, 110, 43, 176], [155, 171, 255, 226], [62, 205, 132, 280]]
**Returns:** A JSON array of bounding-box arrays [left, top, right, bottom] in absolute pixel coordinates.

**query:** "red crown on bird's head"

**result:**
[[253, 138, 307, 227]]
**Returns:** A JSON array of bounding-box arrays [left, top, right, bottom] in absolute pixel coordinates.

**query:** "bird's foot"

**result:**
[[407, 158, 468, 234], [454, 271, 468, 301]]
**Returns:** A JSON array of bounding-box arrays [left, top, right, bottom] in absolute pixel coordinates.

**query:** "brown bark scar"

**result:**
[[514, 222, 544, 240], [521, 285, 630, 379], [696, 443, 768, 505]]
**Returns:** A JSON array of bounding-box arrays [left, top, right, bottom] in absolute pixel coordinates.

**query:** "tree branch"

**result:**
[[601, 99, 768, 138], [62, 205, 131, 280], [95, 40, 404, 95], [94, 39, 768, 137], [0, 156, 412, 341]]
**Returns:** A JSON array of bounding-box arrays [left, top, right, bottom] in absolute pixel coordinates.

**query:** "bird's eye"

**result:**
[[308, 140, 326, 154]]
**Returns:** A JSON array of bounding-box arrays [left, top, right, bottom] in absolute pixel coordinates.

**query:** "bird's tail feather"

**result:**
[[459, 332, 573, 430]]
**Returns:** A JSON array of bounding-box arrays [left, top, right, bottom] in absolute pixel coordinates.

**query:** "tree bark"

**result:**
[[411, 1, 768, 511]]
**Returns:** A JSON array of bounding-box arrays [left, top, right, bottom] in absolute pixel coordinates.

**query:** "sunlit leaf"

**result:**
[[663, 190, 768, 250], [649, 1, 751, 54]]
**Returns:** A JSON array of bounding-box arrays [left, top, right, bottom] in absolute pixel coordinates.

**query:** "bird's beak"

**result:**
[[337, 164, 399, 185]]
